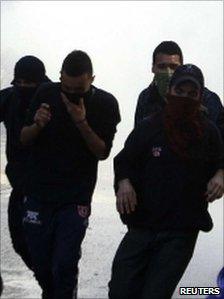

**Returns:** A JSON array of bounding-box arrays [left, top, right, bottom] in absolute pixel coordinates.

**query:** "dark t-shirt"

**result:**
[[24, 83, 121, 205], [114, 113, 224, 232]]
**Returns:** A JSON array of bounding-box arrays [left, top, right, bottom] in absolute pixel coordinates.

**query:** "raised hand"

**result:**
[[61, 92, 86, 124], [34, 103, 51, 128]]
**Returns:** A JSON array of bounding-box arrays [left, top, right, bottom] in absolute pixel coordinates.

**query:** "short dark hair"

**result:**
[[152, 41, 183, 65], [61, 50, 93, 77]]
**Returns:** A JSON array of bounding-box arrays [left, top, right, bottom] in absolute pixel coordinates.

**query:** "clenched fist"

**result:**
[[34, 103, 51, 128]]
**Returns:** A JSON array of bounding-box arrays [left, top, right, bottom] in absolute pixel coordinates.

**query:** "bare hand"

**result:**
[[34, 103, 51, 128], [61, 92, 86, 123], [116, 179, 137, 214], [205, 170, 224, 202]]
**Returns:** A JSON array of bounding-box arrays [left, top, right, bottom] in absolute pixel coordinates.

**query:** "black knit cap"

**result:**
[[169, 64, 204, 93], [12, 55, 49, 84]]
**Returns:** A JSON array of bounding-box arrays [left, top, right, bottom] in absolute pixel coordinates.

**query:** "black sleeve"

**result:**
[[23, 87, 46, 127], [0, 88, 12, 122], [216, 104, 224, 141], [203, 89, 224, 140], [114, 122, 150, 191], [134, 91, 145, 128], [207, 122, 224, 174], [93, 95, 121, 158]]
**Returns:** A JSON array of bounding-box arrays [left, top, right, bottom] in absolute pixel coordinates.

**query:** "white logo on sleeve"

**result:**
[[152, 146, 162, 157], [23, 210, 42, 225]]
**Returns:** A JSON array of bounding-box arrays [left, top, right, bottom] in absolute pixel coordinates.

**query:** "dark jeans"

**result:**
[[8, 188, 33, 270], [109, 228, 199, 299], [23, 196, 89, 299]]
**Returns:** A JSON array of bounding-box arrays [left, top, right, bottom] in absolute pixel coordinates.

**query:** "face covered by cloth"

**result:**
[[13, 85, 39, 114], [12, 55, 50, 109], [62, 88, 92, 105], [164, 94, 204, 160], [154, 71, 174, 99], [14, 85, 38, 101], [164, 64, 206, 160]]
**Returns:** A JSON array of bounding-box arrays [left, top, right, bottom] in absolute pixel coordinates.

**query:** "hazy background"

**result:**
[[0, 1, 223, 298], [1, 0, 223, 148]]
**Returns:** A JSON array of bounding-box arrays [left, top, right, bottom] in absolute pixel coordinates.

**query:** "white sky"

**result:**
[[1, 0, 223, 147]]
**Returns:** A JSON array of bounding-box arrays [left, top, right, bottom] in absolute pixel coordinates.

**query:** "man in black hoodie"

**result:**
[[109, 64, 224, 299], [0, 55, 50, 273]]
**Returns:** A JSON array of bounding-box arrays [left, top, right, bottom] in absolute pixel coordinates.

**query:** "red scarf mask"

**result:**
[[164, 94, 204, 160]]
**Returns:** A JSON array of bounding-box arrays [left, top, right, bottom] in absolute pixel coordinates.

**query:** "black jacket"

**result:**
[[114, 113, 224, 232]]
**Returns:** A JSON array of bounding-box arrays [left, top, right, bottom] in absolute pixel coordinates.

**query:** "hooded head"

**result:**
[[12, 55, 49, 85], [11, 55, 50, 102]]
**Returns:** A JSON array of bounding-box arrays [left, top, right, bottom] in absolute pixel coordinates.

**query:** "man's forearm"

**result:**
[[76, 119, 106, 159], [20, 123, 42, 146]]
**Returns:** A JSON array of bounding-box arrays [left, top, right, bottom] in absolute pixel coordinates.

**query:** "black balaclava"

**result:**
[[12, 55, 50, 102]]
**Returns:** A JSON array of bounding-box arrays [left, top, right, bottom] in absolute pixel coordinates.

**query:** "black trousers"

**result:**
[[23, 196, 89, 299], [109, 228, 199, 299], [8, 188, 33, 270]]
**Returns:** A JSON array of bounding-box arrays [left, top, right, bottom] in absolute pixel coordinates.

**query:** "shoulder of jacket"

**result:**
[[203, 87, 221, 102], [0, 86, 14, 97], [0, 87, 14, 107], [93, 86, 119, 105], [138, 84, 155, 103]]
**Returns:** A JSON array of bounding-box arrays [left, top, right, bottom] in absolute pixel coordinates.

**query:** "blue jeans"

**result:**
[[109, 228, 199, 299], [23, 196, 89, 299]]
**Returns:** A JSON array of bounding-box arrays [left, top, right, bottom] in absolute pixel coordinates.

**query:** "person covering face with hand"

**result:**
[[109, 64, 224, 299], [20, 50, 120, 299]]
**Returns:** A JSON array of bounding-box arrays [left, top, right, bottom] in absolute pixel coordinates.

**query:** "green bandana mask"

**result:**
[[154, 71, 174, 98]]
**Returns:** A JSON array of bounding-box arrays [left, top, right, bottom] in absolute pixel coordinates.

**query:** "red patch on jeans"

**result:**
[[77, 205, 90, 218]]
